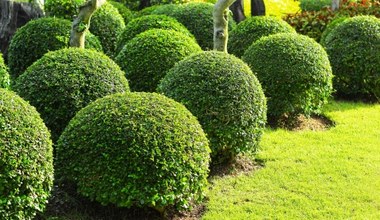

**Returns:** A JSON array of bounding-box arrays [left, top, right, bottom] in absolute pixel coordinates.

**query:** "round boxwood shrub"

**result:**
[[109, 1, 134, 25], [152, 2, 236, 50], [158, 51, 267, 163], [228, 16, 296, 58], [89, 2, 126, 57], [115, 29, 201, 92], [115, 14, 194, 55], [13, 48, 130, 142], [242, 33, 333, 121], [56, 92, 210, 211], [323, 15, 380, 100], [0, 54, 10, 89], [45, 0, 85, 20], [320, 16, 349, 46], [7, 17, 102, 79], [0, 89, 53, 219]]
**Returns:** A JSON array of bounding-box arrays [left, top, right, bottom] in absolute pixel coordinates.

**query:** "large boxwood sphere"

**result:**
[[323, 15, 380, 100], [7, 17, 102, 79], [0, 89, 53, 219], [89, 2, 126, 57], [108, 1, 134, 25], [115, 14, 194, 55], [56, 92, 210, 211], [243, 33, 333, 121], [0, 54, 10, 89], [13, 48, 130, 142], [115, 29, 201, 92], [158, 51, 267, 163], [228, 16, 296, 58], [152, 2, 236, 50], [45, 0, 85, 20]]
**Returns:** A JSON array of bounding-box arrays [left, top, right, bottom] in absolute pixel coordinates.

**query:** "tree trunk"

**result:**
[[251, 0, 265, 16], [332, 0, 340, 11], [229, 0, 245, 23], [213, 0, 236, 53], [0, 0, 43, 59], [69, 0, 106, 48]]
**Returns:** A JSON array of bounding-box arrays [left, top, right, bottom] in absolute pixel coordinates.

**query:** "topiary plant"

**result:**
[[0, 89, 53, 219], [0, 54, 10, 89], [89, 2, 126, 57], [115, 14, 194, 55], [320, 16, 349, 46], [228, 16, 296, 58], [109, 1, 134, 25], [56, 92, 210, 212], [242, 33, 333, 122], [152, 2, 236, 50], [45, 0, 85, 20], [13, 48, 130, 142], [7, 17, 102, 79], [323, 15, 380, 100], [158, 51, 267, 163], [115, 29, 201, 92]]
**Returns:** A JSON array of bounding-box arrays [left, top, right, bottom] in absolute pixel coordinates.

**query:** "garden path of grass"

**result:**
[[203, 101, 380, 219]]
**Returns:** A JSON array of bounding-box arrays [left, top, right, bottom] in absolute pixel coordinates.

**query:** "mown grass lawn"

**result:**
[[203, 101, 380, 219]]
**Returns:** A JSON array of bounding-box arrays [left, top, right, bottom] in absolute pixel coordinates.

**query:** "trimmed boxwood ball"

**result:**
[[115, 14, 194, 55], [0, 89, 53, 219], [89, 2, 126, 57], [228, 16, 296, 58], [115, 29, 201, 92], [109, 1, 134, 25], [158, 51, 267, 163], [242, 33, 333, 121], [323, 15, 380, 100], [56, 92, 210, 211], [319, 16, 348, 46], [152, 2, 236, 50], [7, 17, 102, 79], [13, 48, 130, 142], [45, 0, 85, 20], [0, 54, 10, 89]]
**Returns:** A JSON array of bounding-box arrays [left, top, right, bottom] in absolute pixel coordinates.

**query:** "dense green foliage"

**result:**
[[300, 0, 331, 11], [284, 0, 380, 42], [89, 2, 125, 57], [152, 2, 236, 50], [109, 1, 134, 25], [158, 51, 267, 163], [320, 16, 348, 46], [45, 0, 85, 20], [115, 29, 201, 92], [115, 15, 194, 55], [228, 16, 295, 58], [13, 48, 130, 142], [7, 17, 102, 78], [324, 15, 380, 100], [0, 54, 10, 89], [56, 92, 210, 211], [242, 33, 333, 121], [0, 89, 53, 219]]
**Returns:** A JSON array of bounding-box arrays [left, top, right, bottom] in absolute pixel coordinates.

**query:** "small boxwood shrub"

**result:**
[[56, 92, 210, 211], [300, 0, 331, 11], [228, 16, 296, 58], [0, 89, 53, 219], [0, 54, 10, 89], [324, 15, 380, 100], [115, 14, 194, 55], [7, 17, 102, 79], [13, 48, 130, 142], [320, 16, 348, 46], [45, 0, 85, 20], [90, 2, 126, 57], [152, 2, 236, 50], [242, 33, 333, 121], [158, 51, 267, 163], [115, 29, 201, 92], [109, 1, 134, 25]]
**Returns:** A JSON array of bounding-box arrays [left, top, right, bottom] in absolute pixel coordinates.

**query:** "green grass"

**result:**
[[203, 101, 380, 219]]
